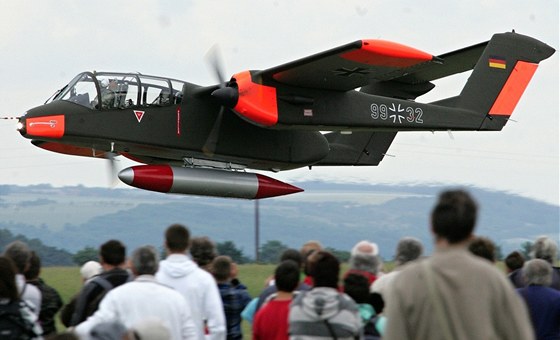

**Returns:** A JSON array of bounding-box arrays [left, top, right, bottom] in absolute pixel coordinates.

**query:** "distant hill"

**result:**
[[0, 183, 557, 260]]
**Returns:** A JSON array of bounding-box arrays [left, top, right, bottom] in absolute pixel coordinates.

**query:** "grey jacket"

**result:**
[[289, 287, 362, 340]]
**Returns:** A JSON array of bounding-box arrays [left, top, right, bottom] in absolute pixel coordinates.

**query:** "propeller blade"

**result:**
[[205, 44, 226, 87], [202, 106, 225, 157], [105, 150, 119, 187]]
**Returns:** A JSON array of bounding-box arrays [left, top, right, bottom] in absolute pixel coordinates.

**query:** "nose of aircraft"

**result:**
[[17, 114, 65, 139], [16, 117, 26, 135]]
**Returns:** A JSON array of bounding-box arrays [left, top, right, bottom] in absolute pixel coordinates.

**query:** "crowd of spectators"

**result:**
[[0, 189, 558, 339]]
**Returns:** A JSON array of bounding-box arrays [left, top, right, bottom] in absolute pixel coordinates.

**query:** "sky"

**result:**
[[0, 1, 558, 206]]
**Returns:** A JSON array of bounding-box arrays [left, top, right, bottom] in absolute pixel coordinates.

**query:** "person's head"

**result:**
[[351, 240, 379, 257], [24, 251, 41, 280], [468, 236, 496, 262], [190, 236, 217, 269], [3, 240, 31, 274], [211, 255, 232, 282], [130, 246, 159, 276], [275, 260, 300, 293], [523, 259, 553, 286], [343, 273, 370, 304], [0, 256, 18, 300], [349, 240, 382, 274], [431, 189, 478, 244], [348, 253, 381, 275], [165, 224, 190, 253], [504, 251, 525, 273], [307, 250, 340, 289], [532, 236, 558, 264], [394, 237, 423, 266], [280, 248, 304, 268], [80, 261, 103, 282], [99, 240, 126, 267], [300, 240, 322, 259], [108, 79, 118, 90]]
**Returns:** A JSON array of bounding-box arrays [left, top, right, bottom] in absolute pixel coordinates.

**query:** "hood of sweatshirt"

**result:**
[[299, 287, 344, 321], [158, 253, 198, 278]]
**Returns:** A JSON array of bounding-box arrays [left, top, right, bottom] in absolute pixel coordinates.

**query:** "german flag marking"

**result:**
[[489, 56, 506, 69]]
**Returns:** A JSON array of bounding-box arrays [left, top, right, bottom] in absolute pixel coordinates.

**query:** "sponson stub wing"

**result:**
[[316, 131, 397, 166]]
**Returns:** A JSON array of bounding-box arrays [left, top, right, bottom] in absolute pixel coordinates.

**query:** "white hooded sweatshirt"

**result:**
[[156, 253, 226, 340]]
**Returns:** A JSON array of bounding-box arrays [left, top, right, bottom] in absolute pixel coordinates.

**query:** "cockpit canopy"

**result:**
[[48, 72, 186, 110]]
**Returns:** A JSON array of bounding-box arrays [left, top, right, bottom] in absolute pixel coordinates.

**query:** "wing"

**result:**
[[315, 131, 397, 166], [256, 39, 489, 91]]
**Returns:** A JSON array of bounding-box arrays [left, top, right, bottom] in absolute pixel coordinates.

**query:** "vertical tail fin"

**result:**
[[444, 32, 555, 130]]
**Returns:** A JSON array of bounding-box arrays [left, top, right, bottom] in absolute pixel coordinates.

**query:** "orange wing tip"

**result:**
[[342, 39, 434, 67], [233, 71, 278, 126], [26, 115, 65, 139]]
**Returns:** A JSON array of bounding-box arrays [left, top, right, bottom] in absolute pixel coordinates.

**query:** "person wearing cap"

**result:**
[[69, 240, 131, 326], [60, 260, 110, 327], [80, 261, 103, 284], [75, 245, 197, 340]]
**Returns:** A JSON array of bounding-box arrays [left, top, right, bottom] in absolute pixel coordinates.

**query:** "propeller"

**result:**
[[202, 45, 239, 156], [105, 142, 119, 187]]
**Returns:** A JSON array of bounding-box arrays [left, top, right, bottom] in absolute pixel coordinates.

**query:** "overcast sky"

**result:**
[[0, 1, 558, 205]]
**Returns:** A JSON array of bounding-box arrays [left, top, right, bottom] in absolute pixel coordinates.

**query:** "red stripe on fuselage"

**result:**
[[36, 142, 105, 158]]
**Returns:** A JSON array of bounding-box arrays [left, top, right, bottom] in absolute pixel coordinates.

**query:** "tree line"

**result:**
[[1, 228, 530, 266]]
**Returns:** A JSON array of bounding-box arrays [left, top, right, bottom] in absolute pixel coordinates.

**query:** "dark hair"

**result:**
[[275, 260, 300, 293], [280, 249, 303, 268], [211, 255, 232, 282], [25, 251, 41, 280], [307, 251, 340, 288], [343, 273, 370, 304], [505, 251, 525, 271], [190, 237, 217, 268], [468, 236, 496, 262], [165, 224, 190, 252], [431, 190, 478, 244], [368, 292, 385, 315], [0, 256, 19, 300], [3, 240, 31, 274], [100, 240, 126, 266], [131, 246, 159, 276]]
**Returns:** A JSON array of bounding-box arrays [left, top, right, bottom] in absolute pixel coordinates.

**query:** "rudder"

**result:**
[[439, 32, 555, 130]]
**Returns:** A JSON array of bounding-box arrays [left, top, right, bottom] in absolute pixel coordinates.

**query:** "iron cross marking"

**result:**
[[333, 67, 369, 77]]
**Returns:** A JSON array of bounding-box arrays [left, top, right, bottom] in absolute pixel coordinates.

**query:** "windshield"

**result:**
[[51, 72, 186, 110]]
